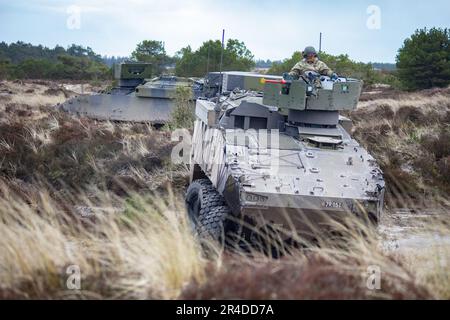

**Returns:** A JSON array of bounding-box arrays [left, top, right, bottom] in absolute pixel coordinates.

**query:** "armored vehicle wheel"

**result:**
[[185, 179, 232, 243], [368, 212, 379, 226], [197, 206, 232, 241]]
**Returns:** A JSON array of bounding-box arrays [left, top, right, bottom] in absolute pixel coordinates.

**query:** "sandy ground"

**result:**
[[0, 79, 107, 107], [381, 208, 450, 253]]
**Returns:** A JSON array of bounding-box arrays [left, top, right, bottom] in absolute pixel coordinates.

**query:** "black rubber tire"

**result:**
[[368, 211, 380, 226], [198, 205, 232, 241], [185, 179, 231, 242]]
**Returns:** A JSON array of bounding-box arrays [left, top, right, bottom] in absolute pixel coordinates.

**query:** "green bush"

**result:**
[[12, 59, 55, 79], [0, 59, 12, 79], [166, 86, 196, 130], [5, 55, 111, 80], [397, 28, 450, 90]]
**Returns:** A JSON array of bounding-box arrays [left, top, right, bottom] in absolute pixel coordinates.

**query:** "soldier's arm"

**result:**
[[318, 61, 333, 77], [288, 62, 304, 79]]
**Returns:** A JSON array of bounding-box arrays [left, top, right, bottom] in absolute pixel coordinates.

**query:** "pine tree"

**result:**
[[397, 28, 450, 90]]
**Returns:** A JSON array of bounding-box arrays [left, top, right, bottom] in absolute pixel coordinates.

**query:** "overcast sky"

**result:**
[[1, 0, 449, 63]]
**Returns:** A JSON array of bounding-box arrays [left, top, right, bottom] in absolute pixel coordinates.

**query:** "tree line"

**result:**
[[0, 43, 110, 80], [1, 27, 449, 91], [268, 27, 449, 90]]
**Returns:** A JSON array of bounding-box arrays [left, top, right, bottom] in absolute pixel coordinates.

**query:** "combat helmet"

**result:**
[[303, 46, 318, 58]]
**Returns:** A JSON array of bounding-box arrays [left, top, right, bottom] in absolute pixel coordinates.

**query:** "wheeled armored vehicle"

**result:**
[[186, 71, 385, 245]]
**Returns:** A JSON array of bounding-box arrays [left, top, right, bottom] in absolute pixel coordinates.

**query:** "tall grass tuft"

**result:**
[[0, 184, 208, 299]]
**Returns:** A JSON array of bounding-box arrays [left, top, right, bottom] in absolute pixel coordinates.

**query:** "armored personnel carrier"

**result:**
[[61, 62, 203, 123], [186, 71, 385, 245]]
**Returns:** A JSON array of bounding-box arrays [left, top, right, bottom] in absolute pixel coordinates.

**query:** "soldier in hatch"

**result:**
[[286, 46, 338, 87]]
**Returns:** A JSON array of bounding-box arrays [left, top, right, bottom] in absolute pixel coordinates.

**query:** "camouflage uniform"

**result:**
[[289, 58, 333, 79]]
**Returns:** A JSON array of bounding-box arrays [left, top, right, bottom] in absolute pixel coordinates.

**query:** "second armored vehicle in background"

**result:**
[[61, 62, 203, 123]]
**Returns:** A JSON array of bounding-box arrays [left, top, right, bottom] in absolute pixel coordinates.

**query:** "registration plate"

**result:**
[[322, 201, 343, 209]]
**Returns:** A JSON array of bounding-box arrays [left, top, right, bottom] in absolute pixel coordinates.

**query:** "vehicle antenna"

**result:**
[[219, 29, 225, 95], [215, 29, 225, 111], [319, 32, 322, 53], [206, 41, 211, 75]]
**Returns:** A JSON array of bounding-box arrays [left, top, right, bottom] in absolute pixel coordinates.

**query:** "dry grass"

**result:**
[[0, 185, 206, 299], [0, 80, 450, 300], [1, 182, 449, 300], [351, 86, 450, 207], [0, 82, 188, 195], [184, 199, 450, 300]]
